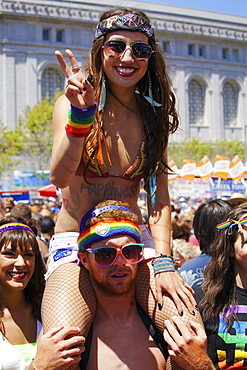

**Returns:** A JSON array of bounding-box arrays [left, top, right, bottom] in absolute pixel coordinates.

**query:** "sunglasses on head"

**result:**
[[86, 243, 144, 267], [103, 40, 153, 60]]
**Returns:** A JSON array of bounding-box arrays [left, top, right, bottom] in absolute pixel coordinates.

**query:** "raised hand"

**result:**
[[55, 49, 95, 109]]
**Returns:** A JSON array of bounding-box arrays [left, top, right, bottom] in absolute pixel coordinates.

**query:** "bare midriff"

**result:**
[[55, 175, 143, 233]]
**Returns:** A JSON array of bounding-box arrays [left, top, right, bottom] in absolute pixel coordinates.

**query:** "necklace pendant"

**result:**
[[115, 131, 120, 140]]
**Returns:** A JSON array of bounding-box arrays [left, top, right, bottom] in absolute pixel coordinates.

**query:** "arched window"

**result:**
[[188, 79, 205, 125], [41, 67, 64, 100], [223, 82, 238, 126]]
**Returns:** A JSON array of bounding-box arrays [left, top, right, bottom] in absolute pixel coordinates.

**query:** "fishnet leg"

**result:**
[[135, 260, 203, 370], [41, 262, 97, 370]]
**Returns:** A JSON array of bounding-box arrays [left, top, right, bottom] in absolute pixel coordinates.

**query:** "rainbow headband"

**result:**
[[0, 223, 35, 235], [77, 219, 141, 251], [95, 14, 155, 40], [217, 216, 247, 235]]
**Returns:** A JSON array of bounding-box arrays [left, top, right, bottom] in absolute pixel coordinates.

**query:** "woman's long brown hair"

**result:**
[[200, 205, 247, 330], [83, 7, 179, 195]]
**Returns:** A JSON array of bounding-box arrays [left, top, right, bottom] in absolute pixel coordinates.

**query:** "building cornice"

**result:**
[[2, 0, 247, 42]]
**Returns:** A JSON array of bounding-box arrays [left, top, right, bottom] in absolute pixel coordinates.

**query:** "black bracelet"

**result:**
[[151, 254, 175, 275]]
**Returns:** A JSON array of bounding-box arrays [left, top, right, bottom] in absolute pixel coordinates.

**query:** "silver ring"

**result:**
[[71, 66, 81, 74]]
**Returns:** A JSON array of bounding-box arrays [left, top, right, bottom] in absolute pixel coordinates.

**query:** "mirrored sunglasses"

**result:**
[[86, 243, 144, 267], [103, 40, 153, 60]]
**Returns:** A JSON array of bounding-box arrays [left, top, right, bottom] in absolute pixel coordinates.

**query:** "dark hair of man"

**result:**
[[193, 199, 233, 254], [172, 220, 191, 242], [0, 216, 46, 331], [40, 217, 55, 234], [83, 7, 179, 195], [10, 203, 32, 220], [200, 205, 247, 330]]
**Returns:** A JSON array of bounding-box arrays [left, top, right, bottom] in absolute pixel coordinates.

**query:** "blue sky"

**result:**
[[140, 0, 247, 17]]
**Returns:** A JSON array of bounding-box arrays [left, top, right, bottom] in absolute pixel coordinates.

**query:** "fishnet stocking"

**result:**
[[42, 262, 97, 334], [136, 259, 203, 370], [41, 262, 97, 370], [42, 260, 202, 370]]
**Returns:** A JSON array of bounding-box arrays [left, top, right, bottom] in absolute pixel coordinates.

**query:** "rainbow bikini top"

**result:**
[[75, 132, 146, 181]]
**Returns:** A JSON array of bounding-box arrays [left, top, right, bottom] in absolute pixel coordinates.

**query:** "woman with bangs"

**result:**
[[195, 205, 247, 368], [43, 7, 196, 343], [0, 216, 85, 370]]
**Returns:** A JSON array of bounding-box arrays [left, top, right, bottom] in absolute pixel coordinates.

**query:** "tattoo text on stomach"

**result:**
[[80, 182, 139, 199]]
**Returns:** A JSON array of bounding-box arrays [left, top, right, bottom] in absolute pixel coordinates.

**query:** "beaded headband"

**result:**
[[77, 218, 141, 251], [217, 214, 247, 235], [0, 223, 35, 235], [95, 14, 155, 41], [79, 204, 134, 233]]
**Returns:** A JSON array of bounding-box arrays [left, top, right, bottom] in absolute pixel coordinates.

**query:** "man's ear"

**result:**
[[78, 251, 90, 270]]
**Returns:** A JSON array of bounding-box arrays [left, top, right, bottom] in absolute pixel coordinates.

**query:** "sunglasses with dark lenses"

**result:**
[[86, 243, 144, 267], [103, 40, 153, 60]]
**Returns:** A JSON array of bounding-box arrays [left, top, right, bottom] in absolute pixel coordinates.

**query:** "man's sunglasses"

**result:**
[[103, 40, 153, 60], [86, 243, 144, 267]]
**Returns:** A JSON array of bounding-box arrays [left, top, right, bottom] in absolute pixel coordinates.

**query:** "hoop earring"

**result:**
[[99, 75, 107, 111], [143, 70, 162, 114]]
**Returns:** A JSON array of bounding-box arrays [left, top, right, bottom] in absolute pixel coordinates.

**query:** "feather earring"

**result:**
[[143, 70, 162, 114], [149, 172, 157, 207], [99, 75, 107, 111]]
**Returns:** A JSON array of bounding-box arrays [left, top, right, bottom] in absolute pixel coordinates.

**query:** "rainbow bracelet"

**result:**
[[65, 103, 97, 138]]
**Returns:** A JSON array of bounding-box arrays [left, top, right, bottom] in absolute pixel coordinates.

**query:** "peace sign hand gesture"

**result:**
[[55, 49, 95, 109]]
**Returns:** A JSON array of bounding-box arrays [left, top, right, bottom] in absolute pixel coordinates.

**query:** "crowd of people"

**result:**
[[2, 189, 247, 369], [1, 5, 247, 370]]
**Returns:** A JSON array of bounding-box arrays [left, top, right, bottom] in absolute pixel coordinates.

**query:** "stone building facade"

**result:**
[[1, 0, 247, 144]]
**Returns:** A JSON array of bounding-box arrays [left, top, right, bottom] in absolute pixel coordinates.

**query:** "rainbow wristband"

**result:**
[[65, 103, 97, 138], [152, 254, 175, 275]]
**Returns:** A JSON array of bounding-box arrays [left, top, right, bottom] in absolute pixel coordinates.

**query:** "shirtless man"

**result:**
[[77, 200, 214, 370]]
